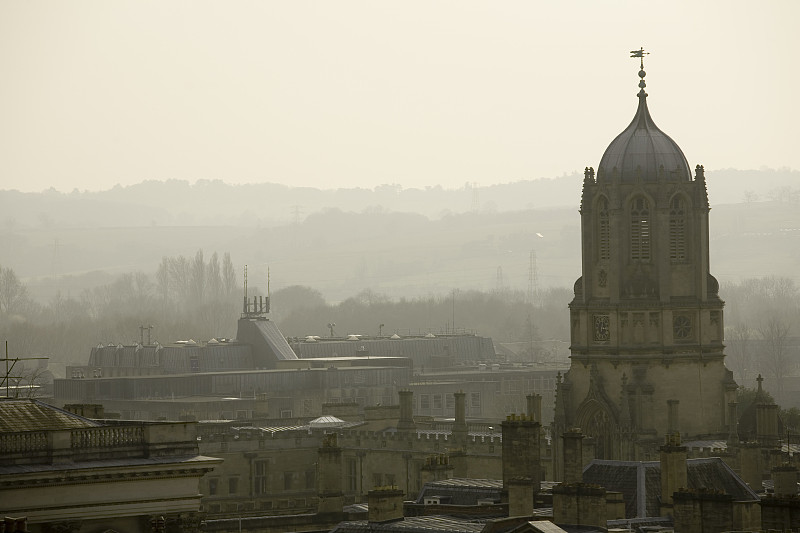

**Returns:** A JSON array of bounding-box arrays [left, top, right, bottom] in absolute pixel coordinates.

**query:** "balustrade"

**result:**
[[0, 431, 48, 453], [71, 426, 145, 449]]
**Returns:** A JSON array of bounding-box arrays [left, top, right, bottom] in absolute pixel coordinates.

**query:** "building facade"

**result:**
[[0, 399, 220, 533], [194, 391, 512, 519], [553, 62, 737, 470]]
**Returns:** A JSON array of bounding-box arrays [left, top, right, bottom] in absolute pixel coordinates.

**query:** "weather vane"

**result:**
[[630, 47, 649, 69]]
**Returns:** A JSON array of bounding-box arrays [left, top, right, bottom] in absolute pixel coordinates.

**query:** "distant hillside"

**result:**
[[2, 168, 798, 303], [2, 168, 797, 230]]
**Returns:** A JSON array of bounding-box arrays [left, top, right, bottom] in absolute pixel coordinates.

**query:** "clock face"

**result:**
[[593, 315, 610, 341], [673, 314, 693, 340]]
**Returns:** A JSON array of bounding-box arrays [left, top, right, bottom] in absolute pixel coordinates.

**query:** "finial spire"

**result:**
[[630, 47, 649, 94]]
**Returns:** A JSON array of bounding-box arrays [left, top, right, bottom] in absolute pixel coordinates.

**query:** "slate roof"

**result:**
[[682, 439, 728, 452], [688, 457, 759, 501], [330, 516, 486, 533], [255, 419, 363, 436], [606, 516, 673, 532], [252, 320, 298, 361], [582, 457, 759, 519], [0, 399, 100, 432], [596, 76, 692, 184], [415, 479, 503, 505], [509, 521, 568, 533], [581, 461, 653, 518]]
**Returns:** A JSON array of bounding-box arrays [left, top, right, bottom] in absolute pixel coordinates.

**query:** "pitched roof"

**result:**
[[330, 515, 486, 533], [309, 415, 347, 428], [509, 522, 569, 533], [581, 460, 653, 518], [415, 478, 503, 505], [582, 457, 759, 519], [0, 399, 99, 432]]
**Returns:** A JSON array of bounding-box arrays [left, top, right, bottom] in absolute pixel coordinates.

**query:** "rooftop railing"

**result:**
[[71, 426, 145, 449], [0, 422, 197, 465], [0, 431, 49, 454]]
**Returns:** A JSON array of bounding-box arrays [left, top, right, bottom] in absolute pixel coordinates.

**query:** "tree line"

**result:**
[[2, 255, 798, 389], [1, 254, 572, 371], [271, 285, 573, 363], [0, 252, 241, 371], [723, 276, 800, 396]]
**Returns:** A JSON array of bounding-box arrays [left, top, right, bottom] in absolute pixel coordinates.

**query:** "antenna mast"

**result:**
[[241, 264, 270, 318], [2, 341, 49, 399], [528, 250, 539, 306], [243, 265, 248, 315], [266, 266, 271, 314]]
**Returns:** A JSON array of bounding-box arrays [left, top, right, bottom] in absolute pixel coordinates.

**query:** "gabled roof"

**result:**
[[0, 399, 100, 432]]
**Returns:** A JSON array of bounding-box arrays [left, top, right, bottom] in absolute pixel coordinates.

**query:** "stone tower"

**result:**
[[553, 54, 737, 468]]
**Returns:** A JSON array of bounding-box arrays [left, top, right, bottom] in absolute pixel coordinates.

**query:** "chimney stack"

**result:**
[[368, 487, 405, 523], [772, 464, 799, 498], [756, 403, 780, 447], [397, 390, 416, 432], [501, 414, 542, 497], [728, 401, 739, 445], [452, 391, 468, 442], [317, 433, 344, 515], [507, 478, 536, 517], [526, 393, 542, 423], [562, 428, 585, 484], [420, 454, 454, 487], [660, 402, 687, 518], [755, 374, 780, 447], [667, 399, 679, 437]]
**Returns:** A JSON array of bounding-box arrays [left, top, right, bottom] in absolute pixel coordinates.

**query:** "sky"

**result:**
[[0, 1, 797, 193]]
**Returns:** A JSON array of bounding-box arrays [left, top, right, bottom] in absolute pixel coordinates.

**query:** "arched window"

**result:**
[[669, 196, 687, 260], [630, 197, 651, 261], [597, 197, 610, 261]]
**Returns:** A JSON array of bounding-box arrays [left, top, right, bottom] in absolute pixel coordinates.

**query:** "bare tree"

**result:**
[[169, 255, 191, 304], [207, 252, 222, 300], [191, 249, 206, 304], [743, 190, 759, 203], [0, 266, 29, 314], [726, 322, 753, 382], [222, 253, 236, 296], [156, 256, 170, 317], [13, 365, 51, 398], [758, 317, 791, 393]]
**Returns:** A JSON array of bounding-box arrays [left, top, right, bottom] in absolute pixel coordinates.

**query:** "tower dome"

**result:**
[[597, 68, 692, 183]]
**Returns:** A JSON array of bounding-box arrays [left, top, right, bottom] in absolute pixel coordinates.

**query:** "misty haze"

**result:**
[[1, 2, 799, 533]]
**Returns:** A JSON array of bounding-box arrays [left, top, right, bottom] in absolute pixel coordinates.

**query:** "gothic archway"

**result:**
[[577, 400, 617, 460]]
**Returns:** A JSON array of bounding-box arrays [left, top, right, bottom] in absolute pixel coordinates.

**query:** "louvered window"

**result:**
[[669, 197, 686, 260], [630, 197, 651, 261], [598, 197, 610, 260]]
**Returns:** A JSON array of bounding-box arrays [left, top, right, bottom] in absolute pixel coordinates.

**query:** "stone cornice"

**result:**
[[0, 463, 218, 490], [569, 351, 726, 365], [570, 300, 724, 311]]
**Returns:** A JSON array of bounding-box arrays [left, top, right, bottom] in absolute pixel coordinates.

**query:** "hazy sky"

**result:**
[[1, 1, 797, 193]]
